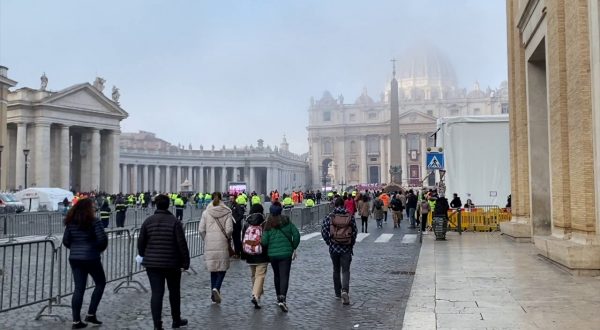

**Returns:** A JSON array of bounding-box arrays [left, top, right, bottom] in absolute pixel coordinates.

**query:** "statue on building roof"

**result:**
[[112, 86, 120, 103], [257, 139, 264, 149], [211, 145, 215, 151], [40, 73, 48, 91], [199, 144, 203, 150], [310, 96, 315, 106], [188, 143, 192, 150], [93, 77, 106, 92], [338, 94, 344, 104]]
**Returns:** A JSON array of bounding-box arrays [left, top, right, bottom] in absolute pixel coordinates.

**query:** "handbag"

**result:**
[[214, 215, 235, 257]]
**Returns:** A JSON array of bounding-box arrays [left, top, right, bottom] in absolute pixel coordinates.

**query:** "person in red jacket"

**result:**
[[343, 195, 356, 216]]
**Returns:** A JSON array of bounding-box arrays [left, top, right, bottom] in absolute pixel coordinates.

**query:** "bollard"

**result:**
[[457, 208, 462, 235]]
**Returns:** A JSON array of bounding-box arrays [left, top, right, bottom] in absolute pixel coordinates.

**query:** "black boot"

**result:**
[[172, 318, 188, 328]]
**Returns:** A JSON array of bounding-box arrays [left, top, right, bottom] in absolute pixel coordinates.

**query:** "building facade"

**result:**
[[0, 66, 17, 192], [501, 0, 600, 274], [2, 75, 308, 195], [307, 46, 509, 190], [119, 132, 308, 194]]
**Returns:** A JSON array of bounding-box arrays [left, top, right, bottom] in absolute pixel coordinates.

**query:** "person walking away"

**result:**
[[357, 195, 370, 233], [62, 198, 108, 329], [321, 198, 357, 305], [316, 190, 322, 204], [379, 193, 390, 223], [418, 197, 430, 233], [450, 193, 462, 209], [406, 190, 418, 229], [231, 195, 247, 258], [137, 195, 190, 330], [199, 192, 234, 304], [372, 197, 385, 229], [261, 202, 300, 312], [62, 197, 70, 215], [343, 195, 356, 216], [390, 195, 404, 229], [99, 201, 111, 228], [174, 195, 185, 221], [115, 196, 127, 228], [241, 204, 269, 309]]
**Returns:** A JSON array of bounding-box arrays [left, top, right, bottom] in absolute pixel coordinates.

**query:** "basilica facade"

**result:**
[[307, 46, 509, 190]]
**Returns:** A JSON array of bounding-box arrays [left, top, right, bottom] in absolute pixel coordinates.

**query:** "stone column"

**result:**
[[58, 125, 70, 190], [121, 164, 128, 193], [188, 166, 193, 182], [106, 130, 120, 194], [199, 166, 204, 192], [15, 123, 27, 189], [266, 167, 273, 192], [420, 134, 427, 181], [154, 165, 161, 192], [176, 166, 181, 192], [89, 128, 101, 191], [33, 123, 51, 187], [380, 135, 387, 183], [131, 164, 138, 193], [221, 167, 227, 192], [142, 165, 149, 192], [401, 134, 408, 184], [360, 138, 367, 184], [250, 167, 256, 191], [165, 166, 171, 192]]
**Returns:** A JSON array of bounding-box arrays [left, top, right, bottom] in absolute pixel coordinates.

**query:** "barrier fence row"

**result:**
[[424, 206, 512, 232], [0, 204, 330, 319]]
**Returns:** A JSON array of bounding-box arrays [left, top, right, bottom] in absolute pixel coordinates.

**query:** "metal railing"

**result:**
[[0, 203, 331, 320]]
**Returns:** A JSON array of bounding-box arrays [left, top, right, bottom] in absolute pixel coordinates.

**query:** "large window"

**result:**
[[323, 111, 331, 121], [407, 134, 420, 151], [366, 136, 379, 155], [322, 140, 333, 155], [501, 103, 509, 114]]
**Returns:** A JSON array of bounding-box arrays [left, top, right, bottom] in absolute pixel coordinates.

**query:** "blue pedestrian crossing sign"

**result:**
[[426, 152, 445, 170]]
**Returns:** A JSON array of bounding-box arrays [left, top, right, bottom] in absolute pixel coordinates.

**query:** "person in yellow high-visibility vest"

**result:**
[[251, 194, 261, 205], [282, 195, 294, 209], [304, 198, 315, 208], [174, 195, 185, 221]]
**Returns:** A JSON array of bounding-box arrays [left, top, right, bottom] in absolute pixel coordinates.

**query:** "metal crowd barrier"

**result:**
[[0, 222, 205, 321]]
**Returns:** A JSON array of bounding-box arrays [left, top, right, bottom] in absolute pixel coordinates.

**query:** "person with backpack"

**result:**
[[241, 204, 269, 309], [321, 197, 358, 305], [389, 194, 404, 229], [417, 196, 431, 233], [231, 197, 246, 258], [372, 196, 385, 229], [261, 202, 300, 313]]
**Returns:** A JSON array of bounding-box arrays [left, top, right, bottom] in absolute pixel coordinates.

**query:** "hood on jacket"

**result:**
[[246, 213, 265, 226], [206, 203, 232, 218]]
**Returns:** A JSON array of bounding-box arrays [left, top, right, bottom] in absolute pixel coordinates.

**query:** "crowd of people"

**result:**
[[60, 186, 486, 329]]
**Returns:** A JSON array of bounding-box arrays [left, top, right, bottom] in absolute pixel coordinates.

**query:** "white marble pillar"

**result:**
[[59, 125, 70, 190], [266, 167, 273, 192], [187, 166, 193, 182], [121, 164, 127, 193], [131, 164, 138, 193], [108, 130, 120, 193], [154, 165, 161, 192], [206, 167, 213, 192], [221, 167, 227, 192], [360, 138, 367, 184], [15, 123, 27, 189], [380, 135, 387, 183], [165, 166, 171, 192], [199, 167, 204, 192], [33, 123, 51, 187], [387, 136, 391, 181], [250, 167, 256, 191], [89, 128, 101, 191], [175, 166, 181, 192], [142, 165, 149, 191], [401, 134, 408, 184], [420, 134, 427, 180]]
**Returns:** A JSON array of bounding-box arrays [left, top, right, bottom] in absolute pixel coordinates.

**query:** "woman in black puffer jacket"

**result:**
[[62, 198, 108, 329]]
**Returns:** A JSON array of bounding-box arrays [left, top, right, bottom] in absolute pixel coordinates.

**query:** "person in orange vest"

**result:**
[[299, 191, 304, 204], [72, 194, 80, 206], [379, 193, 391, 223], [292, 191, 298, 204]]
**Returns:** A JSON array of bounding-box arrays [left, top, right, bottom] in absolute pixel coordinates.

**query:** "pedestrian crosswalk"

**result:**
[[300, 232, 417, 244]]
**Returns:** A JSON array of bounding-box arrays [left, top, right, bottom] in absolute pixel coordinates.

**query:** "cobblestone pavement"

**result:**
[[0, 218, 420, 329]]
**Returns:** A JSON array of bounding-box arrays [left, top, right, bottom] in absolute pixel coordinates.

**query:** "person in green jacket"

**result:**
[[261, 202, 300, 313]]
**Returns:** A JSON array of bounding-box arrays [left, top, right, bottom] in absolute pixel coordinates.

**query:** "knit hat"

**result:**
[[250, 203, 264, 214], [269, 202, 283, 216]]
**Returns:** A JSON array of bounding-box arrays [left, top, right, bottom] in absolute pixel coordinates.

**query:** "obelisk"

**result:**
[[389, 59, 403, 184]]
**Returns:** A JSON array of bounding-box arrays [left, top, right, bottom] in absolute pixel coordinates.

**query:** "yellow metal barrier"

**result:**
[[422, 207, 512, 232]]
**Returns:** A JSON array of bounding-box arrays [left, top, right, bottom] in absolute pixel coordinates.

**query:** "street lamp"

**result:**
[[23, 149, 30, 189], [0, 145, 3, 191]]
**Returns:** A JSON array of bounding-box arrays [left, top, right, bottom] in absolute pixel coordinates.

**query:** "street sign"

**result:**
[[426, 152, 445, 170]]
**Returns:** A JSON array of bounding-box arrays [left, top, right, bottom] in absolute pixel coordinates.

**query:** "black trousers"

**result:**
[[146, 268, 182, 327], [70, 259, 106, 322], [330, 252, 352, 295], [175, 208, 183, 221], [361, 216, 368, 233], [270, 257, 292, 298], [116, 212, 126, 227], [232, 221, 243, 255]]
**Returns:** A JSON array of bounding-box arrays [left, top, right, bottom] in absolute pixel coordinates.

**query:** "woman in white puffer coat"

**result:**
[[199, 192, 233, 304]]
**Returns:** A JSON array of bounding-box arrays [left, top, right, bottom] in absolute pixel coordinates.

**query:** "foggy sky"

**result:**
[[0, 0, 507, 154]]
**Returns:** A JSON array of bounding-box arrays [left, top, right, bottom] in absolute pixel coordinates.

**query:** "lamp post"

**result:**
[[0, 145, 3, 191], [339, 177, 346, 192], [23, 149, 30, 189]]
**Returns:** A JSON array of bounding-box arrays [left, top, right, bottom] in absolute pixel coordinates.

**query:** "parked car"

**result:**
[[0, 193, 25, 213]]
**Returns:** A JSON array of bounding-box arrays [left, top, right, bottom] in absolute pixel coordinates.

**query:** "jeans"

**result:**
[[270, 257, 292, 298], [69, 259, 106, 322], [360, 216, 368, 233], [330, 252, 352, 295], [210, 271, 226, 290], [408, 208, 416, 227], [376, 219, 383, 228], [146, 268, 182, 327], [250, 263, 268, 299], [383, 211, 388, 222]]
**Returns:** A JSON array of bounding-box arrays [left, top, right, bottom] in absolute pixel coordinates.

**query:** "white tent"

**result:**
[[437, 115, 510, 206], [14, 188, 74, 212]]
